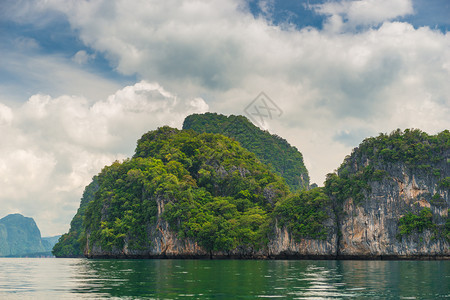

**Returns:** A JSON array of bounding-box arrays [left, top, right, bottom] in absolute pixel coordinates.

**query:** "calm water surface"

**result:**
[[0, 258, 448, 299]]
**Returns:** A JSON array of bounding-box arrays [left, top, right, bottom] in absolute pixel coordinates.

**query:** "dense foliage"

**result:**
[[445, 214, 450, 242], [52, 178, 99, 257], [325, 129, 450, 205], [438, 177, 450, 190], [83, 158, 184, 251], [397, 208, 450, 242], [397, 208, 434, 237], [82, 127, 289, 253], [324, 167, 387, 205], [273, 188, 331, 240], [183, 113, 309, 190], [354, 129, 449, 171]]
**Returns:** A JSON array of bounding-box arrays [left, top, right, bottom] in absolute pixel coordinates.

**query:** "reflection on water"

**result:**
[[0, 258, 448, 299]]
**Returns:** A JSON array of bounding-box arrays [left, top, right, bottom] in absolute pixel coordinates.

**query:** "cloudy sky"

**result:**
[[1, 0, 449, 236]]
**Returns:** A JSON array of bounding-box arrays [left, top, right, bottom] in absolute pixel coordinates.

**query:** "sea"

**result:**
[[0, 258, 448, 299]]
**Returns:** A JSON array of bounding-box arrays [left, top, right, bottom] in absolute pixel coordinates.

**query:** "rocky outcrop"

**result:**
[[332, 129, 450, 259], [268, 220, 338, 258], [338, 162, 449, 258]]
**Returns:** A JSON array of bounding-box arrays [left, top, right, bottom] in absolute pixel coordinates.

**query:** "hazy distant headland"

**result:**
[[0, 213, 60, 257]]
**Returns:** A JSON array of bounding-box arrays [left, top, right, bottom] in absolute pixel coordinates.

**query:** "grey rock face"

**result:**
[[338, 157, 449, 257], [268, 216, 338, 257]]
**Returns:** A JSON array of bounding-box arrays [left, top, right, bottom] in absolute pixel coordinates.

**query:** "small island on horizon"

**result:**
[[52, 113, 449, 259], [0, 213, 60, 257]]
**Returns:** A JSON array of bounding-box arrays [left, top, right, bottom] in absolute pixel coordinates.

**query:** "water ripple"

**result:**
[[0, 258, 448, 299]]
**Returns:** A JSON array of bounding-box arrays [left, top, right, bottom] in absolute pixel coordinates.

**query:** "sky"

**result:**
[[0, 0, 449, 236]]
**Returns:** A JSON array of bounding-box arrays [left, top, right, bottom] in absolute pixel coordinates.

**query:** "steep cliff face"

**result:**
[[86, 221, 210, 258], [330, 129, 449, 258], [339, 167, 449, 257], [268, 219, 338, 257], [268, 188, 339, 257]]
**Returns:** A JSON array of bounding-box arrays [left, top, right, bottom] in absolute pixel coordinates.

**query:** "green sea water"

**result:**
[[0, 258, 448, 299]]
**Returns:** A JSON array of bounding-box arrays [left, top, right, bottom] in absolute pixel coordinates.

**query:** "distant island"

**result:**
[[0, 213, 60, 257], [53, 113, 449, 259]]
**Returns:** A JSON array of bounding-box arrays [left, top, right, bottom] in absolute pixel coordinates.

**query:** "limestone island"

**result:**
[[53, 113, 449, 259]]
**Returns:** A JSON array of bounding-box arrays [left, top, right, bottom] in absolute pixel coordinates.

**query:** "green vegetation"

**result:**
[[82, 127, 289, 253], [273, 188, 331, 240], [445, 213, 450, 242], [41, 235, 60, 251], [53, 178, 99, 257], [324, 166, 382, 205], [324, 129, 449, 241], [354, 129, 449, 170], [397, 208, 434, 236], [83, 158, 177, 251], [325, 129, 449, 206], [164, 196, 271, 252], [430, 193, 446, 206], [183, 113, 309, 190], [57, 124, 448, 257], [438, 177, 450, 190]]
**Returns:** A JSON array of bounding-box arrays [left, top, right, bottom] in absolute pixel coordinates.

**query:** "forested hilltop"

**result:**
[[325, 129, 449, 256], [183, 113, 309, 190], [326, 129, 450, 205], [53, 115, 449, 259]]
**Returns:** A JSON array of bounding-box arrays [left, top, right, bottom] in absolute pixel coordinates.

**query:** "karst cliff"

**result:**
[[326, 129, 449, 258], [53, 114, 449, 259]]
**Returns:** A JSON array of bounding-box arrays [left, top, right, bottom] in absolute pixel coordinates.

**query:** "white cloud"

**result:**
[[30, 0, 447, 182], [72, 50, 96, 65], [12, 37, 40, 51], [347, 0, 413, 24], [257, 0, 276, 20], [313, 0, 414, 31], [1, 0, 449, 234], [0, 82, 208, 235], [0, 49, 125, 104], [0, 103, 13, 125]]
